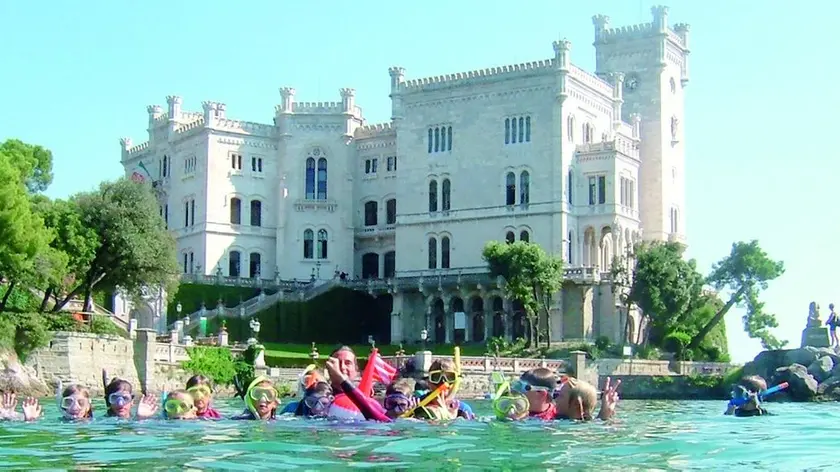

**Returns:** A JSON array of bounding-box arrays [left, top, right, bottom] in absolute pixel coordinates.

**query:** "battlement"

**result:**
[[175, 117, 205, 134], [601, 22, 656, 41], [354, 122, 395, 139], [399, 59, 554, 92], [593, 5, 687, 48], [568, 64, 614, 96], [126, 141, 150, 155], [291, 101, 343, 113]]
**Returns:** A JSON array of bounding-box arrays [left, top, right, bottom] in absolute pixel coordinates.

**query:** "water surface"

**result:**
[[0, 399, 834, 470]]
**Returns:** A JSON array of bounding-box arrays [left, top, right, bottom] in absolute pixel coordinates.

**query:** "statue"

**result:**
[[802, 301, 830, 348]]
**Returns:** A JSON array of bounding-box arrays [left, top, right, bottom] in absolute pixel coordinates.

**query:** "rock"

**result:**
[[0, 349, 49, 397], [808, 356, 835, 382], [817, 374, 840, 396], [743, 349, 790, 380], [772, 364, 818, 401], [815, 348, 840, 365], [784, 348, 819, 367]]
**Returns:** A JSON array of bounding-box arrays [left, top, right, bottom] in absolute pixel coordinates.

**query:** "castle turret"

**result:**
[[146, 105, 162, 141], [278, 87, 296, 113], [388, 67, 405, 122], [552, 39, 571, 100], [610, 72, 625, 129], [166, 95, 182, 135], [201, 101, 226, 127], [592, 14, 610, 42], [651, 5, 669, 32], [120, 137, 132, 161], [674, 23, 691, 85], [339, 88, 356, 113], [629, 113, 641, 140]]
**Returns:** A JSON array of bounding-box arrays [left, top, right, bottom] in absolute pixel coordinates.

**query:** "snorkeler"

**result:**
[[186, 375, 221, 419], [102, 370, 157, 419], [232, 376, 280, 420]]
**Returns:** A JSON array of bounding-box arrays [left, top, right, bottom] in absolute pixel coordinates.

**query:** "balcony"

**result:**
[[400, 201, 555, 226], [355, 224, 396, 238], [668, 233, 687, 245], [294, 198, 338, 213]]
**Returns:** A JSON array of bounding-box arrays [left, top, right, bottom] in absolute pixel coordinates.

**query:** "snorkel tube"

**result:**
[[491, 376, 530, 420], [55, 379, 63, 411], [729, 382, 789, 407], [400, 382, 449, 419], [449, 347, 463, 397], [245, 375, 273, 419]]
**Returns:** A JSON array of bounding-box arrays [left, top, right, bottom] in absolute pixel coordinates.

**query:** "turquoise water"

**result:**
[[0, 399, 834, 470]]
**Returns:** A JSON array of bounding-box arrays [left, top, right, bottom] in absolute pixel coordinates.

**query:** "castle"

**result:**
[[120, 6, 690, 346]]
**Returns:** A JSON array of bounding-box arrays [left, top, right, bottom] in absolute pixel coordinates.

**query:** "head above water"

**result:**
[[164, 390, 196, 420], [518, 368, 556, 412], [186, 374, 214, 413], [104, 378, 134, 417], [554, 377, 598, 421], [329, 346, 359, 383], [61, 384, 93, 420]]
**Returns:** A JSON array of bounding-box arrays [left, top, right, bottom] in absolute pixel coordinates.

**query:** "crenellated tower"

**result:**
[[592, 5, 690, 245]]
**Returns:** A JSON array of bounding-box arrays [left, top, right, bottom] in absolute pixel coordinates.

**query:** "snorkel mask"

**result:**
[[297, 364, 323, 398], [245, 376, 278, 419], [492, 377, 530, 420]]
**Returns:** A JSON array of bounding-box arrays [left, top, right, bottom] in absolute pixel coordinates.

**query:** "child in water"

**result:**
[[232, 377, 280, 420], [59, 384, 94, 421], [186, 375, 221, 419], [502, 369, 620, 421], [413, 359, 460, 420], [725, 375, 771, 417], [102, 373, 158, 419], [0, 392, 41, 421], [163, 390, 197, 420]]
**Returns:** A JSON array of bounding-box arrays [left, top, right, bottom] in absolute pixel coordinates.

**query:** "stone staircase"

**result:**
[[170, 278, 342, 333], [28, 288, 130, 332]]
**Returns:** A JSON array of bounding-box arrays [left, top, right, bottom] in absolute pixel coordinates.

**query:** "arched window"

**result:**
[[567, 116, 575, 141], [162, 155, 168, 177], [442, 179, 451, 211], [362, 253, 379, 279], [428, 180, 438, 212], [427, 129, 433, 153], [567, 169, 573, 204], [249, 253, 261, 278], [364, 201, 378, 226], [317, 229, 328, 259], [519, 171, 530, 205], [518, 117, 525, 143], [229, 251, 241, 277], [384, 251, 396, 278], [506, 231, 515, 244], [303, 229, 314, 259], [511, 118, 517, 144], [434, 127, 440, 152], [504, 118, 511, 144], [583, 123, 593, 143], [230, 197, 241, 225], [505, 172, 516, 205], [317, 158, 328, 199], [386, 199, 397, 225], [520, 230, 530, 242], [525, 116, 531, 142], [305, 158, 316, 199], [250, 200, 262, 226], [428, 237, 437, 269], [568, 231, 573, 264], [441, 236, 450, 269], [440, 125, 447, 151], [447, 126, 453, 151]]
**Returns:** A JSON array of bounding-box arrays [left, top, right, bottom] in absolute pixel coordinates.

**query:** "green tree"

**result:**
[[0, 153, 51, 311], [687, 240, 785, 351], [482, 241, 563, 348], [0, 139, 53, 194], [52, 179, 180, 312], [627, 241, 704, 346]]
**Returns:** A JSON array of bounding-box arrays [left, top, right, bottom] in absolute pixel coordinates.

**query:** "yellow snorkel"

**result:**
[[400, 382, 449, 419], [449, 346, 462, 397]]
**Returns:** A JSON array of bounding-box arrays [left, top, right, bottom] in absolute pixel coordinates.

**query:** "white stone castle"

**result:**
[[120, 6, 689, 345]]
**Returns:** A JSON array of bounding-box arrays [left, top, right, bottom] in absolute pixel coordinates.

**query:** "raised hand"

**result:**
[[325, 357, 346, 385], [0, 392, 18, 418], [598, 376, 621, 420], [136, 394, 158, 419], [22, 397, 41, 421]]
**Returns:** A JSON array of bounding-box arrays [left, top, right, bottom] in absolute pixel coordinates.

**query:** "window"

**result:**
[[251, 156, 263, 173], [505, 116, 532, 145], [506, 231, 515, 244], [250, 200, 262, 226], [189, 252, 194, 273], [427, 126, 453, 153], [184, 156, 196, 174], [164, 204, 169, 229], [184, 201, 189, 228], [428, 180, 438, 212], [183, 253, 188, 274], [162, 155, 169, 178], [317, 158, 327, 199], [567, 116, 575, 142], [231, 153, 243, 171], [229, 251, 241, 277], [441, 179, 451, 212], [386, 156, 397, 172], [588, 176, 606, 205], [505, 172, 516, 205], [383, 251, 396, 278], [386, 199, 396, 225], [190, 199, 195, 226], [317, 229, 328, 259], [362, 253, 379, 279], [583, 123, 593, 144], [567, 232, 573, 264], [567, 170, 573, 204], [598, 176, 606, 204], [428, 237, 437, 269], [249, 253, 261, 278], [520, 230, 530, 242], [441, 236, 450, 269], [519, 171, 530, 205], [670, 77, 677, 94], [230, 197, 241, 224], [620, 177, 636, 209], [365, 158, 378, 174], [670, 208, 679, 233], [364, 201, 378, 226], [303, 229, 314, 259], [305, 158, 316, 199]]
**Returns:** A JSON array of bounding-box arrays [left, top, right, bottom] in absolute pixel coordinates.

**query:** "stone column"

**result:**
[[390, 291, 404, 344], [484, 309, 492, 340], [504, 299, 513, 340], [133, 329, 157, 395], [464, 313, 471, 342]]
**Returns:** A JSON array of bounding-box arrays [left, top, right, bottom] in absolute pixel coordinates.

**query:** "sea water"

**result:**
[[0, 399, 834, 470]]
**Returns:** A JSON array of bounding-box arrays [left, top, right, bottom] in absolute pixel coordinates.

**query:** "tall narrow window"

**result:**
[[386, 199, 397, 225], [229, 251, 241, 277], [317, 229, 328, 259], [434, 128, 440, 152], [567, 170, 573, 204], [317, 158, 328, 199], [511, 118, 517, 144], [164, 204, 169, 229], [305, 158, 316, 199], [183, 253, 188, 274], [567, 116, 575, 141], [250, 200, 262, 227], [184, 201, 189, 227], [519, 171, 530, 205], [620, 177, 627, 206], [505, 118, 510, 144], [230, 197, 241, 224], [428, 180, 438, 212], [189, 252, 194, 273], [671, 208, 679, 233], [447, 126, 452, 151], [441, 236, 450, 269], [518, 117, 524, 143], [506, 232, 515, 244], [303, 229, 314, 259], [190, 199, 195, 226], [505, 172, 516, 205], [588, 177, 596, 205], [598, 175, 606, 204], [567, 232, 573, 264], [520, 230, 530, 242], [364, 201, 378, 226], [384, 251, 396, 278], [428, 129, 433, 153], [440, 125, 447, 151], [162, 156, 168, 177], [525, 116, 531, 142], [428, 237, 437, 269], [441, 179, 451, 211], [249, 253, 261, 278]]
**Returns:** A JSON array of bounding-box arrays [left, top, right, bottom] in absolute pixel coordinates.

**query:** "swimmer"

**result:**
[[511, 368, 558, 420], [233, 377, 280, 420], [186, 375, 221, 419], [59, 384, 94, 421], [163, 390, 197, 420], [0, 392, 41, 421], [102, 372, 157, 419], [725, 375, 771, 417], [554, 376, 620, 421]]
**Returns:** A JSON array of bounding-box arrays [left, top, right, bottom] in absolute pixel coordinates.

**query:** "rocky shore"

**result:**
[[742, 346, 840, 401]]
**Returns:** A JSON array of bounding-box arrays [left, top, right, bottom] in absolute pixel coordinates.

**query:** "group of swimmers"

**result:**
[[0, 344, 778, 423]]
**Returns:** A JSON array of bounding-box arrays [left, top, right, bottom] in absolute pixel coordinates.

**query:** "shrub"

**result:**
[[182, 346, 252, 386], [663, 331, 692, 360], [635, 345, 662, 360], [595, 336, 611, 352], [0, 312, 52, 362]]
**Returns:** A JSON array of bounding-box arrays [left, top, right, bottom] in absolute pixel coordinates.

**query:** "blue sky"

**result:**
[[0, 1, 831, 362]]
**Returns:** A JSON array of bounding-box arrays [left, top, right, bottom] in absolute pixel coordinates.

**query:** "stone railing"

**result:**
[[379, 355, 570, 374], [153, 341, 190, 364]]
